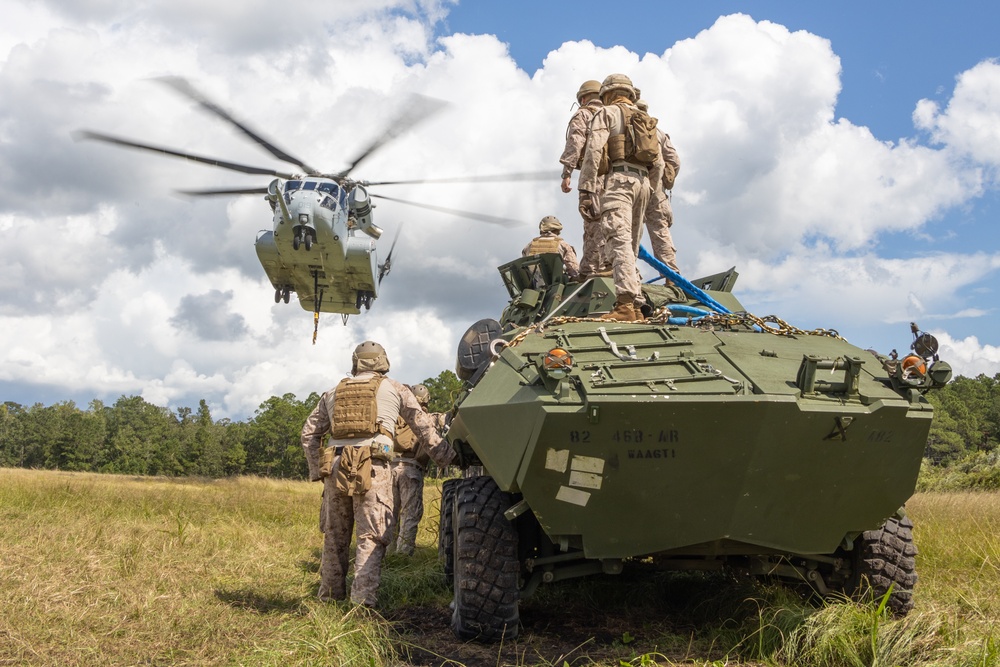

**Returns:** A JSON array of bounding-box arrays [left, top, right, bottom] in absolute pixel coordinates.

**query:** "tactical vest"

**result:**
[[394, 415, 418, 454], [527, 235, 562, 255], [331, 375, 384, 438]]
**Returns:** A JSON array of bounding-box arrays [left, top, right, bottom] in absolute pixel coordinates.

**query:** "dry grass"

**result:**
[[2, 469, 999, 666], [0, 468, 389, 666]]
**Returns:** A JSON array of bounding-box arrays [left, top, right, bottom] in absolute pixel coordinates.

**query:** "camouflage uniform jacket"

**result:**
[[301, 373, 454, 479], [559, 99, 604, 180], [578, 101, 665, 195]]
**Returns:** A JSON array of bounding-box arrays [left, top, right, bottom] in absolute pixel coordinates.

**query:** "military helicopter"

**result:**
[[77, 77, 550, 336]]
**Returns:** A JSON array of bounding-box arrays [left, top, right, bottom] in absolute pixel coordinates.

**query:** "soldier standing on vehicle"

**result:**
[[578, 74, 665, 322], [559, 80, 609, 280], [301, 341, 455, 607], [388, 384, 446, 556], [637, 99, 682, 277], [522, 215, 580, 279]]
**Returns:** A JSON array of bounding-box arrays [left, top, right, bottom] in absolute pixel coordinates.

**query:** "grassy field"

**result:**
[[1, 468, 998, 666]]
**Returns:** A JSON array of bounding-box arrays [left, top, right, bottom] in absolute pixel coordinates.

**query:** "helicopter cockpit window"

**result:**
[[302, 181, 318, 191], [284, 180, 302, 192], [320, 196, 337, 211], [317, 182, 339, 196]]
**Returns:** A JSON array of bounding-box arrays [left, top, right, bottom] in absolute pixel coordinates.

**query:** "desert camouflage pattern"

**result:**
[[389, 461, 424, 555], [578, 193, 609, 277], [643, 127, 681, 275], [559, 99, 603, 179], [389, 409, 446, 555], [643, 191, 678, 273], [522, 233, 580, 278], [659, 128, 681, 190], [579, 100, 662, 301], [317, 458, 393, 605], [302, 374, 453, 479], [601, 173, 652, 299], [560, 99, 608, 276], [302, 373, 455, 605]]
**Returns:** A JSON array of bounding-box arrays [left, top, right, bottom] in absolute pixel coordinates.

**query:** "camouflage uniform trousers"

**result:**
[[578, 186, 610, 276], [642, 190, 679, 275], [388, 460, 425, 556], [318, 456, 394, 607], [600, 172, 652, 300]]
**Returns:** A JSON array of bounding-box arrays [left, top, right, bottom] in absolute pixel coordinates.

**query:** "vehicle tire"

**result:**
[[849, 515, 918, 617], [438, 478, 459, 586], [274, 289, 281, 303], [293, 235, 301, 250], [450, 476, 519, 641], [304, 234, 313, 251]]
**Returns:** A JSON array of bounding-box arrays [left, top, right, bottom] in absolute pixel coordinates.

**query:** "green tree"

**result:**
[[103, 396, 175, 475], [422, 370, 464, 414], [243, 393, 317, 478], [0, 402, 27, 467]]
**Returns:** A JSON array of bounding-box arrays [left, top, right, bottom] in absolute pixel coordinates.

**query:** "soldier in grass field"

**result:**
[[387, 383, 447, 556], [301, 341, 455, 607]]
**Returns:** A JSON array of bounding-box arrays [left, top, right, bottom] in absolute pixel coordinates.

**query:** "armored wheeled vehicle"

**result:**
[[439, 248, 951, 641]]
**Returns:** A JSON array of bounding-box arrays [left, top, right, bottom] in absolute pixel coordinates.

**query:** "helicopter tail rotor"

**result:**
[[378, 225, 403, 286]]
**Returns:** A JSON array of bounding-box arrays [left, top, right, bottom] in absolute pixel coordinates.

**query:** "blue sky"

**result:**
[[0, 0, 998, 418], [445, 1, 998, 140]]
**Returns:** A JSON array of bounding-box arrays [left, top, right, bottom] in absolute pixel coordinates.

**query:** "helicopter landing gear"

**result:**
[[293, 228, 314, 251], [355, 290, 375, 311], [274, 287, 292, 303], [274, 288, 281, 303]]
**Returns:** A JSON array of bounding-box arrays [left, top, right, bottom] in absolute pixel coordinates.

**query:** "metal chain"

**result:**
[[695, 312, 844, 340], [504, 310, 844, 348]]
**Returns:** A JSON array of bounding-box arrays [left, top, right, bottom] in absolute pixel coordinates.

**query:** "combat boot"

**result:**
[[600, 296, 636, 322], [632, 300, 646, 322]]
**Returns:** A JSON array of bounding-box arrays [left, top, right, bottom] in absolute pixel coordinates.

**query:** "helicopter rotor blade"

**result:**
[[363, 170, 559, 187], [155, 76, 319, 175], [336, 94, 448, 178], [378, 225, 403, 285], [369, 193, 522, 227], [74, 130, 297, 178], [176, 186, 270, 197]]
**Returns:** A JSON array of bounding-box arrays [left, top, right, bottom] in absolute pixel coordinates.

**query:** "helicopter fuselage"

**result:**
[[255, 177, 381, 314]]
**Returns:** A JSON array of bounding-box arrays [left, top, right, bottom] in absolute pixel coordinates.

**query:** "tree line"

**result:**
[[0, 371, 464, 480], [1, 372, 997, 483]]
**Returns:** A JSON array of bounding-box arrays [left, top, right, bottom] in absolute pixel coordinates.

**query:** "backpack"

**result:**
[[619, 103, 660, 167]]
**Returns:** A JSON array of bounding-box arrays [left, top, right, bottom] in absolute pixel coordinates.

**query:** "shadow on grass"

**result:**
[[215, 588, 309, 615]]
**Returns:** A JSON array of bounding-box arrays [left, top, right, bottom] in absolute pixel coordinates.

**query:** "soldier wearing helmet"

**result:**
[[578, 73, 666, 322], [388, 383, 447, 556], [636, 99, 682, 279], [558, 79, 610, 280], [521, 215, 580, 279], [301, 341, 455, 606]]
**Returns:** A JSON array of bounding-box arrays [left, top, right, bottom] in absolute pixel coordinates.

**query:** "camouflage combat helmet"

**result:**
[[576, 80, 601, 103], [352, 340, 390, 374], [411, 383, 430, 406], [539, 215, 562, 234], [600, 73, 636, 101]]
